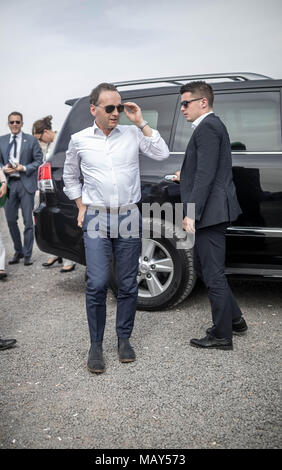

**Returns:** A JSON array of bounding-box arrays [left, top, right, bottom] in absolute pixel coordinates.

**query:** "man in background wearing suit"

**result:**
[[174, 81, 248, 350], [0, 112, 43, 266]]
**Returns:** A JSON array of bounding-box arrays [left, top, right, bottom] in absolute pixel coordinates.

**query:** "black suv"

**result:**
[[34, 72, 282, 311]]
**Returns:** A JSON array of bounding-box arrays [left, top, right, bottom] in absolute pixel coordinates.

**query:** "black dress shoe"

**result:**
[[190, 335, 233, 350], [232, 317, 248, 335], [9, 253, 24, 264], [42, 257, 63, 267], [24, 257, 33, 266], [0, 271, 7, 280], [0, 338, 17, 350], [60, 264, 76, 273], [87, 341, 105, 373], [206, 317, 248, 336], [118, 338, 136, 363]]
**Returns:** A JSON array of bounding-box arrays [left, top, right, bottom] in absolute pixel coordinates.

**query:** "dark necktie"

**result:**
[[12, 135, 17, 159], [6, 135, 17, 161]]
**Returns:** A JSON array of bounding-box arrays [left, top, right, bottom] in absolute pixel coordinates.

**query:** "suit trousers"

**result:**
[[83, 208, 142, 343], [193, 222, 242, 339], [4, 179, 35, 257]]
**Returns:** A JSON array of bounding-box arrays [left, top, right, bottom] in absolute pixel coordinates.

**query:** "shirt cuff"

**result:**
[[63, 185, 82, 200]]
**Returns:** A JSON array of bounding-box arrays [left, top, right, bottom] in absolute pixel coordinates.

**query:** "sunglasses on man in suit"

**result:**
[[180, 98, 203, 108]]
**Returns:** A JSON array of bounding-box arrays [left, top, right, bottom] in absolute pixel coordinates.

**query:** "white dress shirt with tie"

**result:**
[[63, 122, 170, 207], [8, 132, 22, 177]]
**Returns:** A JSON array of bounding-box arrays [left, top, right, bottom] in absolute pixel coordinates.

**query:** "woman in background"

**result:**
[[32, 116, 76, 273]]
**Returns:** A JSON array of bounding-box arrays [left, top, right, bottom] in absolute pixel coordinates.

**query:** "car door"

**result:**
[[173, 87, 282, 272]]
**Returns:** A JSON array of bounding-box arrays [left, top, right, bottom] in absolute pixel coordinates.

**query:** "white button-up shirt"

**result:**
[[9, 132, 22, 160], [9, 132, 22, 176], [63, 122, 170, 207], [191, 111, 214, 129]]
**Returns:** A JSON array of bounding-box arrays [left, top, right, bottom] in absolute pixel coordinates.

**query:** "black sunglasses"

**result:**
[[95, 104, 124, 114], [9, 120, 21, 124], [180, 97, 203, 108]]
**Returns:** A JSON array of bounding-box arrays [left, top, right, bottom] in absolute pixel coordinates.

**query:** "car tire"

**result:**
[[109, 227, 196, 311]]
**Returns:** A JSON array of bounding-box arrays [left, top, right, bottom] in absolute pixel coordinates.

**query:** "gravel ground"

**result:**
[[0, 207, 281, 450]]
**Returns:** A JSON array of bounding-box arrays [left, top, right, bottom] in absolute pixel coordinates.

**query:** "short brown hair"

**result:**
[[180, 81, 214, 107], [8, 111, 23, 122], [89, 82, 118, 105], [32, 115, 53, 135]]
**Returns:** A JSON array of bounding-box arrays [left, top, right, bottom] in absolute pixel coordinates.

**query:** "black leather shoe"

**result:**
[[118, 338, 136, 363], [0, 338, 17, 350], [60, 264, 75, 273], [0, 271, 7, 280], [24, 257, 33, 266], [87, 341, 105, 373], [9, 253, 24, 264], [42, 257, 63, 267], [190, 335, 233, 350], [206, 317, 248, 336], [232, 317, 248, 335]]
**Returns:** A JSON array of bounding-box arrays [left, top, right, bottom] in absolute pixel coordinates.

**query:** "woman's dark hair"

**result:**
[[32, 115, 53, 135], [89, 83, 118, 105]]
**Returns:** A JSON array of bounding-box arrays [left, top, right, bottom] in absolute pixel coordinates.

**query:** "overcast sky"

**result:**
[[1, 0, 282, 136]]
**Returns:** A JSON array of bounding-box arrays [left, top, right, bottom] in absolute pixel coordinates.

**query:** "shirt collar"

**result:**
[[93, 120, 121, 136], [191, 111, 214, 129], [10, 131, 22, 139]]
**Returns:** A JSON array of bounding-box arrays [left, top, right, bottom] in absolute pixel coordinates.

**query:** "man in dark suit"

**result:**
[[0, 112, 43, 265], [174, 81, 248, 350]]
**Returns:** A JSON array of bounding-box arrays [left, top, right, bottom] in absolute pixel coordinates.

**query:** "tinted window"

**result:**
[[172, 107, 193, 152], [55, 98, 93, 154], [119, 94, 177, 145], [215, 91, 282, 151], [121, 94, 177, 178], [173, 91, 282, 152], [120, 109, 158, 132]]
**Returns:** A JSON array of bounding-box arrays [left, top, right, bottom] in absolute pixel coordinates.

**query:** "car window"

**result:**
[[172, 107, 194, 152], [120, 94, 177, 145], [120, 94, 178, 178], [120, 94, 179, 178], [173, 91, 282, 152], [215, 91, 282, 151], [55, 98, 93, 153], [120, 110, 158, 132]]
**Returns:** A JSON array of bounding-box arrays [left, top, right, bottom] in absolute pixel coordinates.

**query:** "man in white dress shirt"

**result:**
[[63, 82, 169, 373]]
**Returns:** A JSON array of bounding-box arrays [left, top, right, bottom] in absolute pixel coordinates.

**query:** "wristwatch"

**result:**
[[138, 120, 149, 130]]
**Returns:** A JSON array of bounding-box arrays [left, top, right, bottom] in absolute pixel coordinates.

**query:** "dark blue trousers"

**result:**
[[83, 208, 141, 343], [194, 222, 242, 340], [4, 179, 35, 257]]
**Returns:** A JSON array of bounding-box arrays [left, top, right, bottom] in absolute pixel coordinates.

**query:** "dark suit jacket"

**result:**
[[180, 113, 242, 229], [0, 132, 43, 194]]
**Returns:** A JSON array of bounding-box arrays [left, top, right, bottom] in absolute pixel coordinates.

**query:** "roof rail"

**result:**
[[113, 72, 271, 88], [65, 72, 272, 106]]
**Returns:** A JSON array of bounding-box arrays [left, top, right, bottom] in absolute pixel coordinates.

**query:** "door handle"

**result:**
[[164, 174, 178, 181]]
